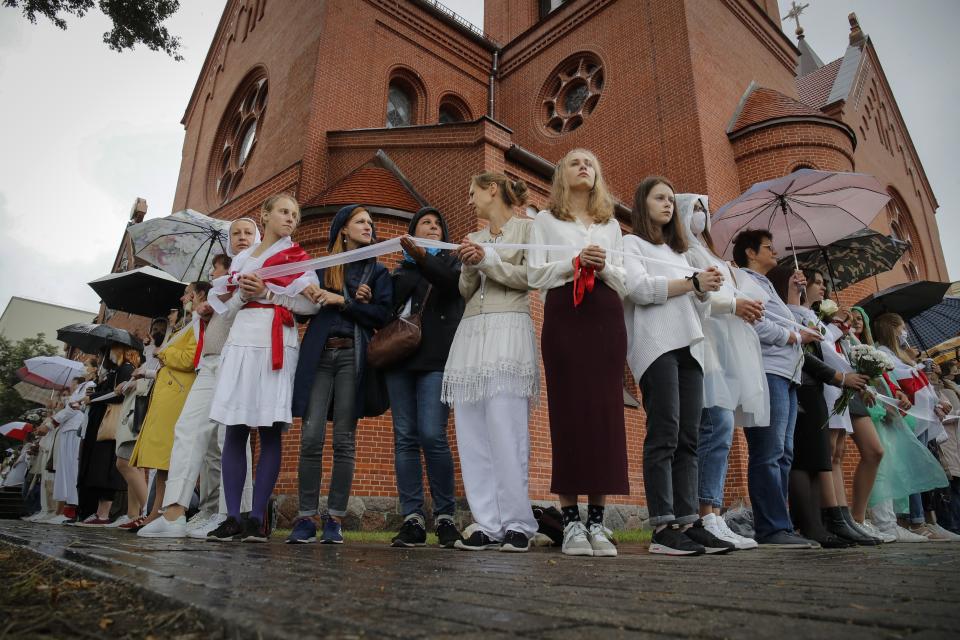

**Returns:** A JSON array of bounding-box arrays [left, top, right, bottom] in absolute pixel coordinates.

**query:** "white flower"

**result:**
[[818, 299, 839, 317]]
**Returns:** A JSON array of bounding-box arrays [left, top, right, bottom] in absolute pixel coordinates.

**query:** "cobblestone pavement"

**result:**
[[1, 520, 958, 639]]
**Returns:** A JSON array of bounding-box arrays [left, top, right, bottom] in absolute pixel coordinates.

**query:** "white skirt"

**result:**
[[442, 312, 539, 405]]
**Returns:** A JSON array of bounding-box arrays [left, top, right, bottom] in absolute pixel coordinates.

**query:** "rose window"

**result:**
[[541, 54, 604, 135]]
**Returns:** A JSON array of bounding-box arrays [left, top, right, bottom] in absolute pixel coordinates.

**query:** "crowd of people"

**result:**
[[6, 147, 960, 557]]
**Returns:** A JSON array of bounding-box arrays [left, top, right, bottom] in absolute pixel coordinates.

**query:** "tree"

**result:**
[[0, 334, 59, 424], [3, 0, 183, 60]]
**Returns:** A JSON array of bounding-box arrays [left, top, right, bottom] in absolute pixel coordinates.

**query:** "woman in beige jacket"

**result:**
[[443, 171, 539, 553]]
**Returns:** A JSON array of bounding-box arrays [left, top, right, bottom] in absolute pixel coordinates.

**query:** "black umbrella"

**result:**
[[56, 323, 143, 355], [779, 228, 908, 292], [903, 297, 960, 352], [88, 266, 187, 318], [856, 281, 951, 321]]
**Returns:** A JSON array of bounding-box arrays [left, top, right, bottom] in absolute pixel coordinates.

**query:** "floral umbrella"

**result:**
[[777, 228, 908, 292], [127, 209, 230, 283]]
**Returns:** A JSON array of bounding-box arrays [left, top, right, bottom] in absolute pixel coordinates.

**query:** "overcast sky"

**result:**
[[0, 0, 955, 317]]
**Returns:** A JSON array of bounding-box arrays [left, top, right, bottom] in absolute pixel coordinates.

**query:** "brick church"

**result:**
[[109, 0, 948, 521]]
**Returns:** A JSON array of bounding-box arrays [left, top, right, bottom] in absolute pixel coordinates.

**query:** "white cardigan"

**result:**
[[623, 234, 706, 380]]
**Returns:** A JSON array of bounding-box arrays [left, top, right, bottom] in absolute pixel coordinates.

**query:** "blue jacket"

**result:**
[[291, 259, 392, 420]]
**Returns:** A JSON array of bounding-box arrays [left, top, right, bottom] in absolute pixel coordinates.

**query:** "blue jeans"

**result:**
[[385, 370, 456, 518], [744, 373, 797, 539], [697, 406, 735, 508]]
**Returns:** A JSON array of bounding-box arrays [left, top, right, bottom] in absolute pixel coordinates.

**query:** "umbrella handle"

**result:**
[[780, 198, 806, 304]]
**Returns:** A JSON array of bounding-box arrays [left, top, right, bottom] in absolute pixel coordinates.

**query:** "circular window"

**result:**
[[208, 71, 268, 206], [540, 53, 604, 135]]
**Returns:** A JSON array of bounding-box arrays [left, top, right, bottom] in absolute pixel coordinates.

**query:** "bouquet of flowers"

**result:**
[[832, 344, 897, 416]]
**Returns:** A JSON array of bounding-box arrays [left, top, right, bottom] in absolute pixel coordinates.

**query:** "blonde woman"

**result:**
[[445, 172, 540, 553], [528, 148, 627, 557], [208, 194, 319, 542]]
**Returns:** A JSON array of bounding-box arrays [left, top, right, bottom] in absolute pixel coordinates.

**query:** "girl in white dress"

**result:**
[[207, 194, 319, 542]]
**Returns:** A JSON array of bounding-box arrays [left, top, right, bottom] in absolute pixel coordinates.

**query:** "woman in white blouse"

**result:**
[[528, 148, 627, 558], [622, 176, 729, 556]]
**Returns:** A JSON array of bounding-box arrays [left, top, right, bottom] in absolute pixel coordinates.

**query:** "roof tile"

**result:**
[[797, 58, 843, 109], [305, 166, 422, 212], [729, 86, 827, 133]]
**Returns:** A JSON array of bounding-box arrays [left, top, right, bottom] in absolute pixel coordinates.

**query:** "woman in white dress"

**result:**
[[675, 193, 766, 550], [51, 360, 97, 519], [207, 194, 319, 542]]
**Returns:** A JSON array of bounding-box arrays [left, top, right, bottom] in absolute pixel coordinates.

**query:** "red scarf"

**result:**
[[236, 242, 312, 370], [192, 319, 207, 369], [572, 256, 595, 307]]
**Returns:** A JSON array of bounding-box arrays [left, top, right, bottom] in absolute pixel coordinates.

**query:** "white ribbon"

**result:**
[[868, 389, 942, 424], [213, 236, 821, 337]]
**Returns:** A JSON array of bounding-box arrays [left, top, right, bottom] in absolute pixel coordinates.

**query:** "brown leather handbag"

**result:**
[[367, 284, 432, 369]]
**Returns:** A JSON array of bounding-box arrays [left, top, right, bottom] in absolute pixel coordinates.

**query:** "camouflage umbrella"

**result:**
[[778, 228, 908, 292]]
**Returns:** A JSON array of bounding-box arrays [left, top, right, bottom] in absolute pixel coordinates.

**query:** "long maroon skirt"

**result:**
[[542, 280, 629, 495]]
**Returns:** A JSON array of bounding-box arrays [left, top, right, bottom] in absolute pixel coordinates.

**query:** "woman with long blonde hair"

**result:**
[[528, 148, 628, 557]]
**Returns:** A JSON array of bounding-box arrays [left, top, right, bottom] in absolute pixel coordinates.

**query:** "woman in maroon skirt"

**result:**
[[529, 148, 628, 557]]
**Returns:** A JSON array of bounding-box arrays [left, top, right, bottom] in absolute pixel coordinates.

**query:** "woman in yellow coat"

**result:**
[[132, 283, 205, 526]]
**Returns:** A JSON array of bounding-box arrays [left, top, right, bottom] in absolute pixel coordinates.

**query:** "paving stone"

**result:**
[[1, 521, 958, 639]]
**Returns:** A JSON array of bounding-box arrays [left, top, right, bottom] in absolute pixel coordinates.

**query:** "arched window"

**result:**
[[886, 189, 925, 281], [438, 94, 471, 124], [209, 67, 268, 206], [387, 82, 414, 128]]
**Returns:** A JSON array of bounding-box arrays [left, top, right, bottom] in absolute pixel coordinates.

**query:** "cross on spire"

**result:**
[[783, 1, 810, 35]]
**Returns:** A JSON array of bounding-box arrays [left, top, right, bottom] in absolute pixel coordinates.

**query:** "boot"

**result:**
[[807, 529, 854, 549], [840, 506, 882, 544], [823, 506, 880, 546]]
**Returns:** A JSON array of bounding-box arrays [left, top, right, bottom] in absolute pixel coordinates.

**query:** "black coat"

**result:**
[[389, 251, 464, 372], [292, 260, 392, 420]]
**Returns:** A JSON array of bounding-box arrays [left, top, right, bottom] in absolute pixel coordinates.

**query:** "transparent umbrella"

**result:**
[[127, 209, 230, 282]]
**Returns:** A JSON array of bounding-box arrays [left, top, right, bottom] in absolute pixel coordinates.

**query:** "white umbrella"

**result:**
[[24, 356, 85, 388]]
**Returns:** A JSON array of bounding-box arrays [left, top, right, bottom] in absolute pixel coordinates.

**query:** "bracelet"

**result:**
[[686, 273, 702, 293]]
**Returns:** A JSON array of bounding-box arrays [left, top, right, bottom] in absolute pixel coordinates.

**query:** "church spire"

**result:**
[[785, 1, 823, 76]]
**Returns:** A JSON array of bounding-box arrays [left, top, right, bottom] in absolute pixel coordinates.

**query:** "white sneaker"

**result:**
[[185, 512, 210, 531], [894, 525, 930, 543], [913, 522, 960, 542], [188, 513, 226, 539], [860, 519, 895, 543], [586, 523, 617, 557], [23, 512, 46, 522], [45, 514, 70, 525], [562, 521, 594, 557], [705, 513, 758, 550], [105, 515, 132, 529], [137, 515, 187, 538]]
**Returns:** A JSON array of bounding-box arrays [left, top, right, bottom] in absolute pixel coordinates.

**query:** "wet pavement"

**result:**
[[1, 520, 958, 639]]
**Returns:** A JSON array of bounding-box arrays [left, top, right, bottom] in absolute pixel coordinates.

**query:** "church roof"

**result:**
[[795, 33, 825, 76], [727, 84, 827, 134], [303, 150, 427, 213], [797, 58, 843, 109]]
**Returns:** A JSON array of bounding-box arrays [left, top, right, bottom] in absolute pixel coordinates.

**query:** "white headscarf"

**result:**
[[676, 193, 717, 270], [226, 217, 262, 258]]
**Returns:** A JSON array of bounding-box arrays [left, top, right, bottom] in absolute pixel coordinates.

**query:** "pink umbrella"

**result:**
[[0, 422, 34, 441], [710, 169, 891, 267]]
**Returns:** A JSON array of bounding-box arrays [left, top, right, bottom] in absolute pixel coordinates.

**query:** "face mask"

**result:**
[[183, 301, 193, 313], [152, 332, 166, 346], [690, 209, 706, 236], [898, 328, 909, 347]]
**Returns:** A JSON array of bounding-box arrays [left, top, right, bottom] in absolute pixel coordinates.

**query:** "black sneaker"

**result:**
[[500, 530, 530, 553], [684, 519, 736, 554], [454, 528, 500, 551], [241, 517, 269, 543], [435, 518, 462, 549], [207, 516, 243, 542], [649, 524, 705, 556], [391, 516, 427, 548]]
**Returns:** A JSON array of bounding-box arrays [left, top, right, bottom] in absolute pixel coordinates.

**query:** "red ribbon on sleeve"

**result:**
[[572, 256, 595, 307]]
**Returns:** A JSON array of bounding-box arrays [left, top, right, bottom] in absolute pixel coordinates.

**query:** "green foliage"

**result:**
[[3, 0, 183, 59], [0, 333, 58, 423]]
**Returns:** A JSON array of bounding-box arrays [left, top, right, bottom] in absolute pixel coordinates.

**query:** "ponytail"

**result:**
[[472, 172, 529, 207]]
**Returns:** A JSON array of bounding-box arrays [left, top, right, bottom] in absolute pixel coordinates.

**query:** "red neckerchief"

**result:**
[[192, 319, 207, 369], [236, 242, 311, 370], [572, 256, 595, 307]]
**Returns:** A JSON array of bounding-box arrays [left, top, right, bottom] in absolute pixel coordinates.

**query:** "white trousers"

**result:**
[[870, 500, 897, 531], [163, 356, 251, 514], [53, 426, 82, 505], [40, 469, 55, 514], [453, 394, 539, 540]]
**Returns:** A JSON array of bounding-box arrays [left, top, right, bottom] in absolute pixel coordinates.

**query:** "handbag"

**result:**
[[96, 403, 123, 442], [133, 379, 154, 435], [367, 283, 432, 369]]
